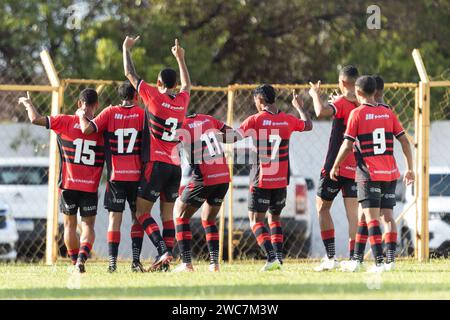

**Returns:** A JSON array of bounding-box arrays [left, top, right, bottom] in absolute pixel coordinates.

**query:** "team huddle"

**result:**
[[18, 36, 414, 274]]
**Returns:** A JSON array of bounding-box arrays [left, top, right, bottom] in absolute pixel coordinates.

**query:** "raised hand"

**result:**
[[123, 35, 140, 50], [308, 80, 321, 97], [18, 91, 32, 107], [171, 38, 185, 60], [292, 89, 304, 109]]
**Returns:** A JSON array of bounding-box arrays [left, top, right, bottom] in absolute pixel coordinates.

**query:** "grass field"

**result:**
[[1, 259, 449, 299]]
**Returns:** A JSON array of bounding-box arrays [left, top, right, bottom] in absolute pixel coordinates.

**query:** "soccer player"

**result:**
[[77, 81, 145, 273], [308, 65, 360, 271], [173, 113, 236, 272], [123, 36, 191, 270], [237, 85, 312, 271], [19, 89, 104, 273], [330, 75, 414, 272], [349, 75, 400, 268]]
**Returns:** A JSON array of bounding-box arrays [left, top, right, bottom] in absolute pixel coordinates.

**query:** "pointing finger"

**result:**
[[27, 91, 31, 99], [134, 35, 140, 42], [175, 38, 179, 47]]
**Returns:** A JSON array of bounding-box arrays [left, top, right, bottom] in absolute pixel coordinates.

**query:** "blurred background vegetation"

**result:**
[[0, 0, 449, 85]]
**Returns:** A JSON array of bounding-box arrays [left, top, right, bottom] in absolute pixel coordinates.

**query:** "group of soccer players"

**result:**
[[18, 36, 414, 274]]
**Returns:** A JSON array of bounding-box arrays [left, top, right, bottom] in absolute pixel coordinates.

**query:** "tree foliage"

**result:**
[[1, 0, 449, 85]]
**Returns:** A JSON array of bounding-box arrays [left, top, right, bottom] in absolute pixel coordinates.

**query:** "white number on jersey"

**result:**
[[161, 117, 178, 141], [115, 128, 138, 153], [269, 134, 282, 160], [373, 128, 387, 155], [73, 139, 96, 165], [200, 131, 223, 157]]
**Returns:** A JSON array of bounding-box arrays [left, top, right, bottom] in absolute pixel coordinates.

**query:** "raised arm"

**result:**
[[18, 92, 47, 126], [397, 134, 415, 185], [308, 81, 335, 118], [292, 90, 313, 131], [122, 36, 141, 89], [171, 39, 191, 94], [76, 109, 95, 135]]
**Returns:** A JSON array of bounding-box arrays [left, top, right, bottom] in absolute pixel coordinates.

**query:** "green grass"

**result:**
[[1, 259, 449, 299]]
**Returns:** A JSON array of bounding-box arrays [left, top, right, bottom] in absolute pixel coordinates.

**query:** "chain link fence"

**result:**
[[3, 73, 448, 263]]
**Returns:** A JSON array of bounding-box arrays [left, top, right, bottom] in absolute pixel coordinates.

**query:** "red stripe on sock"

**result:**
[[131, 224, 144, 238], [252, 222, 265, 233], [206, 233, 219, 241], [256, 233, 270, 245], [176, 231, 192, 241], [356, 234, 368, 242], [269, 221, 282, 228], [68, 248, 79, 256], [358, 221, 368, 227], [80, 242, 92, 250], [137, 212, 150, 225], [163, 220, 175, 229], [107, 231, 121, 243], [202, 220, 216, 228], [368, 220, 380, 228], [176, 217, 190, 225], [271, 234, 283, 243], [385, 232, 398, 243], [349, 239, 356, 251], [369, 235, 382, 245], [321, 229, 335, 240]]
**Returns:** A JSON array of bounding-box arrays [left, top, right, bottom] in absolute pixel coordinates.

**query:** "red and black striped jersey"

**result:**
[[137, 80, 190, 166], [46, 115, 104, 193], [238, 109, 307, 189], [91, 105, 145, 182], [322, 96, 358, 179], [180, 113, 230, 186], [344, 103, 405, 182]]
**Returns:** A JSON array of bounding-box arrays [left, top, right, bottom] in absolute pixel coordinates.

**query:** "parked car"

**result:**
[[0, 201, 18, 261], [179, 142, 313, 259], [401, 166, 450, 257], [0, 157, 64, 260]]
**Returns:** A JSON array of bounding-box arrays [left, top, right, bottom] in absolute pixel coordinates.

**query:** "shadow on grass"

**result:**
[[1, 282, 449, 299]]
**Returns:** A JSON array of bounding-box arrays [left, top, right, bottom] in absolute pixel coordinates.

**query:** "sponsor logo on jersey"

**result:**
[[114, 113, 140, 120], [366, 113, 390, 120], [262, 120, 289, 126], [162, 102, 184, 111], [188, 118, 211, 129]]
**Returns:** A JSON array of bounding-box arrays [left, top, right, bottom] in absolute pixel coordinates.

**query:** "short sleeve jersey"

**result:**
[[322, 96, 358, 179], [238, 109, 307, 189], [180, 113, 230, 186], [91, 105, 145, 182], [137, 80, 190, 166], [344, 103, 405, 182], [46, 115, 104, 193]]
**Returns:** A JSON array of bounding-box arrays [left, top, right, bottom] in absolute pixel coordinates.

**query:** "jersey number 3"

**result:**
[[373, 128, 387, 155]]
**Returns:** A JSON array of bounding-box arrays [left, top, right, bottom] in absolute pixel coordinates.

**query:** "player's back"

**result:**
[[48, 114, 105, 192], [323, 96, 358, 178], [346, 103, 405, 182], [92, 105, 145, 181], [239, 110, 307, 189], [181, 113, 230, 186], [137, 80, 190, 165]]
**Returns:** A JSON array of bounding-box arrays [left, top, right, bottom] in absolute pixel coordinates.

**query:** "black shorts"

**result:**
[[104, 181, 139, 213], [357, 180, 397, 209], [181, 183, 229, 208], [316, 173, 357, 201], [60, 189, 98, 217], [137, 161, 181, 203], [248, 186, 287, 215]]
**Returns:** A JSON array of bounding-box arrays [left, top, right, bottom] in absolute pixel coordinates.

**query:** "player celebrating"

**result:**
[[173, 113, 235, 272], [348, 75, 400, 269], [330, 75, 414, 273], [308, 65, 360, 271], [123, 36, 191, 270], [77, 81, 145, 273], [237, 85, 312, 271], [19, 89, 104, 273]]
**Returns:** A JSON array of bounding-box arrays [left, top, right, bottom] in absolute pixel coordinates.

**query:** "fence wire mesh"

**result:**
[[2, 76, 447, 263]]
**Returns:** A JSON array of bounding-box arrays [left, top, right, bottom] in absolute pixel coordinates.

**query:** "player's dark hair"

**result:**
[[118, 80, 136, 101], [339, 65, 359, 83], [253, 84, 276, 104], [372, 74, 384, 91], [79, 88, 98, 105], [158, 68, 177, 88], [355, 75, 377, 96]]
